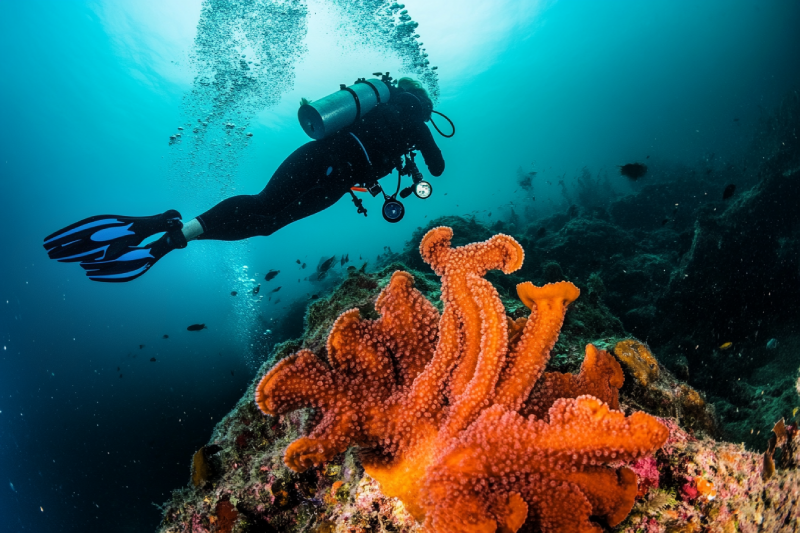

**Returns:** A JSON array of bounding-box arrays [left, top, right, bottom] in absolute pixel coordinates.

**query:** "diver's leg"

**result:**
[[48, 138, 360, 282], [192, 140, 358, 241], [187, 194, 271, 241]]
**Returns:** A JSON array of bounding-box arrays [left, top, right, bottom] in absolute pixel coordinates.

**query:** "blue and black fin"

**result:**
[[79, 230, 187, 283], [43, 210, 182, 263]]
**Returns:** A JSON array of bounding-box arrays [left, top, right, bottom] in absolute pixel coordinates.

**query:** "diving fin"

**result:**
[[79, 230, 188, 283], [43, 210, 183, 263]]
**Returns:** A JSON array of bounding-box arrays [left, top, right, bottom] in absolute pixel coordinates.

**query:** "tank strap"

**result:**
[[342, 86, 362, 121], [361, 79, 386, 103], [349, 133, 372, 166]]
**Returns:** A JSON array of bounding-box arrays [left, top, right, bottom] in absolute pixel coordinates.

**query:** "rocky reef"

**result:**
[[157, 229, 797, 532], [156, 92, 800, 532]]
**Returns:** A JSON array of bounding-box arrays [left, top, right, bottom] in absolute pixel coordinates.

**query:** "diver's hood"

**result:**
[[393, 91, 432, 122]]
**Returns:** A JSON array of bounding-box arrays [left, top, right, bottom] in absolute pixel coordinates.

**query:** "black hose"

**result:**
[[430, 110, 455, 138], [393, 170, 402, 197]]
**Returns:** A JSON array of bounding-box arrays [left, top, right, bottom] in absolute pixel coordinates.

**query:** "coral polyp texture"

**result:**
[[254, 226, 669, 533]]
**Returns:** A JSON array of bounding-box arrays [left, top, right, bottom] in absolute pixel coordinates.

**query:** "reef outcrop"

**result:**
[[255, 227, 668, 532], [154, 92, 800, 532], [156, 246, 800, 533]]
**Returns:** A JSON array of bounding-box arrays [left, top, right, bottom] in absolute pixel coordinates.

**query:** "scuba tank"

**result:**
[[298, 73, 392, 140]]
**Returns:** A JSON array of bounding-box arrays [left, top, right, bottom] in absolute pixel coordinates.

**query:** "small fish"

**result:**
[[340, 255, 346, 266], [793, 407, 799, 417], [117, 367, 120, 371], [230, 370, 234, 376], [719, 342, 733, 350], [661, 218, 669, 226], [722, 184, 736, 200], [310, 294, 319, 300], [733, 117, 739, 122], [149, 357, 156, 362], [252, 285, 261, 295], [9, 482, 16, 493], [230, 291, 237, 296], [265, 269, 279, 281], [296, 259, 301, 264], [766, 338, 779, 350], [270, 286, 282, 293], [187, 324, 207, 331], [274, 298, 281, 305], [318, 255, 336, 273], [119, 374, 122, 378], [619, 163, 648, 181], [139, 344, 145, 349], [301, 263, 306, 269], [163, 334, 169, 339]]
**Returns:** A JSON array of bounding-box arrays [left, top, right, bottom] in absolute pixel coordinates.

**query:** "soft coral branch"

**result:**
[[255, 227, 668, 533]]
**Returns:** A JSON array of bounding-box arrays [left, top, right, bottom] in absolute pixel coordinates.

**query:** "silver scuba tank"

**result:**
[[298, 77, 391, 140]]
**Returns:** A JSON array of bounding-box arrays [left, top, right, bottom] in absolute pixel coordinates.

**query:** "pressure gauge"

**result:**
[[414, 180, 432, 199]]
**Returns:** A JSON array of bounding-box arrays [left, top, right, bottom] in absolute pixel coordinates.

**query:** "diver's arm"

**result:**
[[414, 124, 445, 177]]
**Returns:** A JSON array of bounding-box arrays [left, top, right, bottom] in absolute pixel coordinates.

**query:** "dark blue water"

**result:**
[[1, 1, 799, 531]]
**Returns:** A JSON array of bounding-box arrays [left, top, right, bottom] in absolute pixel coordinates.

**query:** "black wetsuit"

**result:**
[[195, 102, 445, 241]]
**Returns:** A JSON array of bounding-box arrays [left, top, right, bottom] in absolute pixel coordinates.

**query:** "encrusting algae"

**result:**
[[255, 226, 668, 532], [613, 339, 660, 388]]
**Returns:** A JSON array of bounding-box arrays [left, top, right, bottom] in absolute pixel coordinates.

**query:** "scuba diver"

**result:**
[[43, 75, 452, 282]]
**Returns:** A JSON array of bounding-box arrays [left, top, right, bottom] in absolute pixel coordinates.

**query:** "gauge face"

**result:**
[[382, 199, 405, 223], [414, 181, 432, 199]]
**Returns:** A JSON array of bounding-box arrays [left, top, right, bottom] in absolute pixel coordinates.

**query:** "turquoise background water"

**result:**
[[1, 1, 799, 531]]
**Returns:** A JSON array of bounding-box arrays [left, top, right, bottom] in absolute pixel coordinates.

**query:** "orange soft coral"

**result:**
[[255, 227, 669, 533]]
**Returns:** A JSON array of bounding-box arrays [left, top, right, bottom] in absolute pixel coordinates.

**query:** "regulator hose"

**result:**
[[430, 110, 455, 138]]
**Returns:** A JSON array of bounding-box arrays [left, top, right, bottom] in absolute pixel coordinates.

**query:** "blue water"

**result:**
[[1, 1, 799, 531]]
